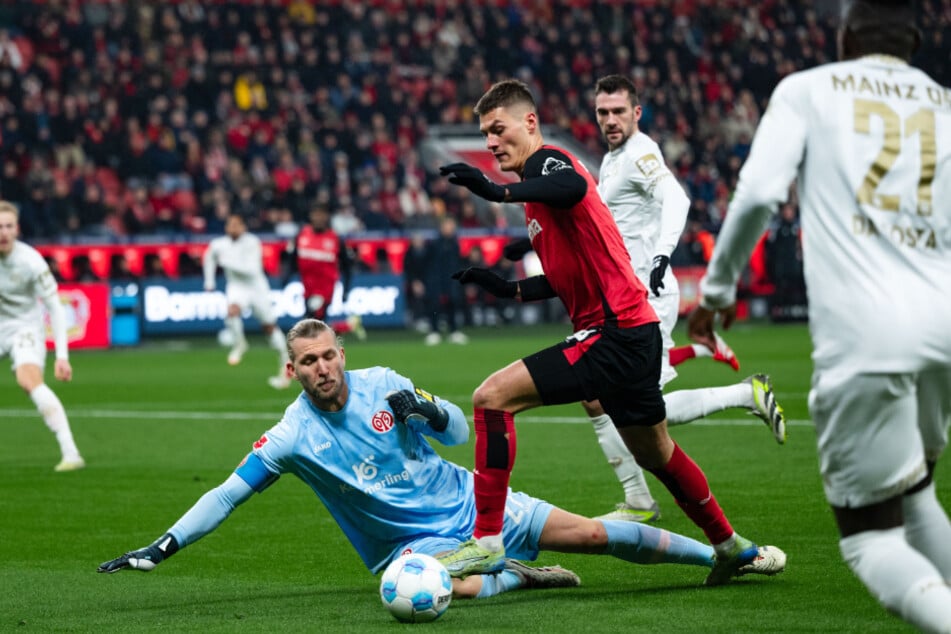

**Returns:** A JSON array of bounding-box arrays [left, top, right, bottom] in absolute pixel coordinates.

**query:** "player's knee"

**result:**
[[472, 379, 501, 410]]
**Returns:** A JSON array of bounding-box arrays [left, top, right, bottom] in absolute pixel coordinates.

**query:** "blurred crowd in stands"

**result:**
[[0, 0, 948, 263]]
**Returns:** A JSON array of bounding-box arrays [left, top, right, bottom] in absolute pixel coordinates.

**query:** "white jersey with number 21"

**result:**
[[702, 55, 951, 374]]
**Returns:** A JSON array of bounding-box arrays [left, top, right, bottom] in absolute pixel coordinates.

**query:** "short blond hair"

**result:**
[[0, 200, 19, 218]]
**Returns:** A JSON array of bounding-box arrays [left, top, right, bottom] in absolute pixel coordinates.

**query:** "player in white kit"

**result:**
[[0, 201, 84, 472], [689, 1, 951, 630], [203, 213, 290, 389], [587, 75, 788, 523]]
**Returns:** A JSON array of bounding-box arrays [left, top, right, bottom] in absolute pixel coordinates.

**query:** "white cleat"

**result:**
[[267, 374, 292, 390], [595, 501, 661, 523], [227, 340, 249, 366], [736, 545, 787, 578], [424, 332, 442, 346], [54, 457, 86, 472], [448, 331, 469, 345]]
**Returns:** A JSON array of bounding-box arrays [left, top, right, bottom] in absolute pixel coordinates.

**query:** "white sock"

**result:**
[[904, 482, 951, 579], [590, 414, 654, 508], [692, 343, 712, 359], [475, 534, 503, 552], [226, 316, 246, 347], [268, 327, 289, 366], [664, 383, 752, 425], [30, 384, 81, 460], [840, 527, 951, 632]]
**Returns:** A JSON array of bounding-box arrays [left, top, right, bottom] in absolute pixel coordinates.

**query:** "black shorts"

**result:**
[[522, 323, 666, 428]]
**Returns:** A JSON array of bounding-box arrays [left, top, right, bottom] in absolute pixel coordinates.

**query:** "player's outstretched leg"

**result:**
[[668, 333, 740, 372]]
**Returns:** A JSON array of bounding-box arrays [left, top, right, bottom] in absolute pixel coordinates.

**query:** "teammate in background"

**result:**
[[581, 74, 787, 523], [203, 212, 290, 389], [687, 1, 951, 629], [438, 79, 782, 585], [97, 319, 785, 597], [0, 201, 84, 472], [282, 203, 365, 340]]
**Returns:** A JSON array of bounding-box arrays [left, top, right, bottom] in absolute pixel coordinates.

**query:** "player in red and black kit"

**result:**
[[436, 79, 783, 584], [283, 204, 365, 340]]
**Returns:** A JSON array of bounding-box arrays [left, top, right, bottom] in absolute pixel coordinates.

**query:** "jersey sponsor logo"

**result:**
[[371, 410, 395, 433], [526, 218, 543, 241], [541, 156, 570, 175], [634, 153, 663, 178], [252, 434, 269, 449], [352, 454, 411, 493]]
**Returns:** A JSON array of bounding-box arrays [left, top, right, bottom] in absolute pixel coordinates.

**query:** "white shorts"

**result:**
[[809, 368, 950, 508], [226, 282, 276, 325], [648, 289, 679, 388], [0, 324, 48, 371]]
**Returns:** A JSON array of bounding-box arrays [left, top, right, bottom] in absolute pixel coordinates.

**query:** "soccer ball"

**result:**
[[379, 553, 453, 623]]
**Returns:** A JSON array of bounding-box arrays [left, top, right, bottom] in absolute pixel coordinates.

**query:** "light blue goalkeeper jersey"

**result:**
[[249, 367, 474, 572]]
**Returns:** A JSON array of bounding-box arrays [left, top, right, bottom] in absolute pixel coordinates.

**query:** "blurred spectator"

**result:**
[[402, 232, 430, 332], [765, 203, 806, 322], [109, 253, 139, 283], [422, 216, 468, 346]]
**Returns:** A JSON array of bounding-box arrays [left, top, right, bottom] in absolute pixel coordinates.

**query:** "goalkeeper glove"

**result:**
[[386, 389, 449, 432], [439, 163, 507, 202], [502, 237, 533, 262], [451, 267, 518, 298], [649, 255, 670, 297], [97, 533, 180, 574]]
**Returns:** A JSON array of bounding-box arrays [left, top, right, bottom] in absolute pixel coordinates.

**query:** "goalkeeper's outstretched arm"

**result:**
[[98, 464, 274, 573]]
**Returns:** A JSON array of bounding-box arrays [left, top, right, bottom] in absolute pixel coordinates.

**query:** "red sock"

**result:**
[[472, 408, 516, 539], [668, 345, 696, 367], [646, 443, 733, 544], [330, 319, 352, 334]]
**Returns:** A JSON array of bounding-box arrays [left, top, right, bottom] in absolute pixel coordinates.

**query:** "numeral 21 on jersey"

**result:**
[[854, 98, 935, 216]]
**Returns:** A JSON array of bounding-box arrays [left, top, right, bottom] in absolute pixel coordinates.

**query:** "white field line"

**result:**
[[0, 407, 813, 427]]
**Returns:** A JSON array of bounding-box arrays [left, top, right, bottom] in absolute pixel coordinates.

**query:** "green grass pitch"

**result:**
[[1, 321, 944, 632]]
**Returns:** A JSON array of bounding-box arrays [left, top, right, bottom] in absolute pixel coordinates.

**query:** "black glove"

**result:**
[[502, 238, 533, 262], [97, 533, 180, 574], [439, 163, 506, 202], [386, 389, 449, 432], [451, 267, 518, 298], [649, 255, 670, 297]]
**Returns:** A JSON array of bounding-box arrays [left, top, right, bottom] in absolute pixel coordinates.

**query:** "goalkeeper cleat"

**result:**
[[54, 457, 86, 472], [711, 333, 740, 371], [227, 340, 248, 366], [736, 545, 787, 578], [705, 535, 760, 586], [437, 538, 506, 578], [267, 374, 292, 390], [595, 501, 661, 523], [747, 374, 787, 444], [505, 559, 581, 589]]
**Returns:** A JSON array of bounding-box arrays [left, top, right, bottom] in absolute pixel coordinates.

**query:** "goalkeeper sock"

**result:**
[[472, 408, 516, 541], [603, 520, 713, 567], [646, 443, 733, 545], [475, 570, 523, 598], [30, 384, 81, 460]]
